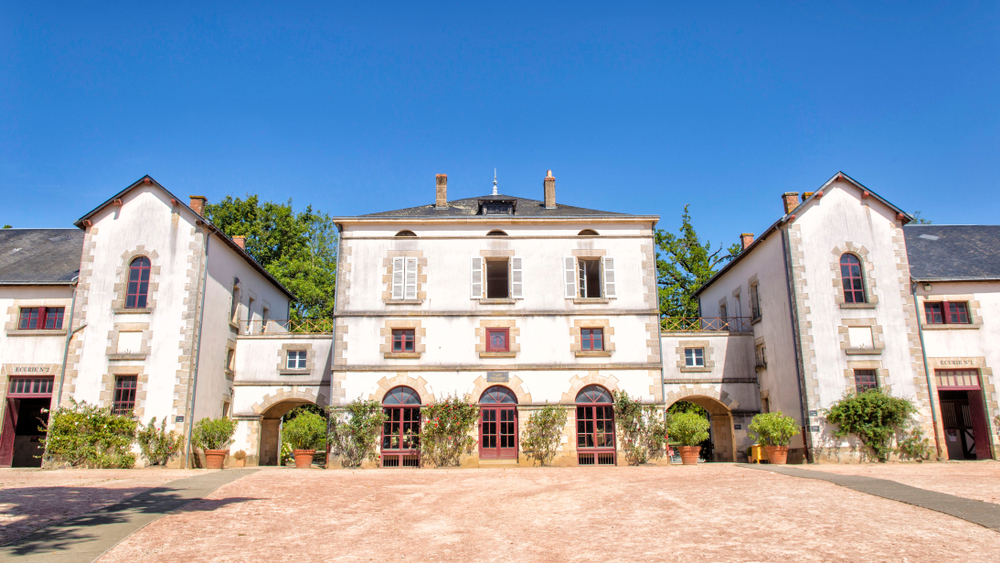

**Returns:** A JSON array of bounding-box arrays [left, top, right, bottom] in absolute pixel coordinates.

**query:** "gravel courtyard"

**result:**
[[87, 463, 1000, 563]]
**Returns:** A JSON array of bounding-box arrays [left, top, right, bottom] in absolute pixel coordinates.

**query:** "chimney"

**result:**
[[435, 174, 447, 209], [232, 235, 246, 250], [781, 192, 800, 214], [740, 233, 754, 250], [543, 170, 556, 209], [189, 195, 207, 217]]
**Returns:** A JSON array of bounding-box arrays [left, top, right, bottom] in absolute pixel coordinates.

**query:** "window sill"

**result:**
[[478, 298, 516, 305], [921, 323, 981, 331], [113, 307, 153, 314], [384, 352, 422, 359], [680, 366, 712, 373], [840, 303, 877, 309], [846, 348, 882, 356], [751, 316, 762, 325], [479, 351, 516, 358], [573, 298, 610, 304], [575, 350, 612, 357], [108, 353, 147, 361], [229, 320, 240, 332], [384, 299, 424, 305], [278, 369, 311, 375], [6, 329, 68, 337]]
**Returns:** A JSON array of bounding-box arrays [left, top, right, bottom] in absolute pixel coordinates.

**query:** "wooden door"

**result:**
[[480, 406, 517, 460]]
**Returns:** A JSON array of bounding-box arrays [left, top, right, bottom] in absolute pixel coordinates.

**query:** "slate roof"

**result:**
[[905, 225, 1000, 281], [0, 229, 84, 284], [356, 194, 650, 219]]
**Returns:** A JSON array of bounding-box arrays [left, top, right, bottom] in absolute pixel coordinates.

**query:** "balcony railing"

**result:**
[[239, 319, 334, 335], [660, 316, 753, 333]]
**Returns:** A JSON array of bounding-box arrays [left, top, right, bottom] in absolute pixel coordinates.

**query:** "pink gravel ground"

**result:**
[[800, 461, 1000, 504], [0, 468, 203, 546], [99, 465, 1000, 563]]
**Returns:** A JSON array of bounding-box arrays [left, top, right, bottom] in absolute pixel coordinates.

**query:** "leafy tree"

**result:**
[[204, 195, 337, 319], [328, 399, 386, 468], [655, 205, 741, 319], [911, 211, 932, 225], [420, 395, 479, 467], [137, 416, 183, 466], [2, 225, 11, 229], [521, 405, 569, 466], [614, 391, 667, 465]]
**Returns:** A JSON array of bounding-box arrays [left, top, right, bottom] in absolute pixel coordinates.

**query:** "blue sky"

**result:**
[[2, 2, 997, 246]]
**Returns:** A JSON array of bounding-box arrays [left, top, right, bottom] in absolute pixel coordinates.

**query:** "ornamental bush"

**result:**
[[667, 411, 710, 447], [895, 419, 932, 462], [748, 412, 799, 447], [614, 391, 667, 465], [191, 417, 237, 451], [137, 416, 183, 466], [521, 405, 568, 466], [824, 389, 917, 462], [329, 399, 386, 468], [282, 410, 327, 451], [421, 395, 478, 467], [45, 399, 138, 468]]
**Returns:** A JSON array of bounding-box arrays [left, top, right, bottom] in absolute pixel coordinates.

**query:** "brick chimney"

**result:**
[[189, 196, 207, 217], [740, 233, 754, 250], [543, 170, 556, 209], [781, 192, 800, 214], [435, 174, 447, 209], [232, 235, 246, 250]]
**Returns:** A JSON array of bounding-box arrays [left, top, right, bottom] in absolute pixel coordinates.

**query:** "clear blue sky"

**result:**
[[2, 2, 997, 246]]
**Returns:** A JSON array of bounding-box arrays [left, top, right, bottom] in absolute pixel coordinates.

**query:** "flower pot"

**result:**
[[764, 445, 789, 465], [234, 459, 246, 468], [293, 449, 316, 469], [678, 446, 701, 465], [204, 449, 229, 469]]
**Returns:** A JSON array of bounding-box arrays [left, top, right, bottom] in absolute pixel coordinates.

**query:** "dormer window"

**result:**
[[487, 230, 508, 237], [395, 230, 417, 237], [479, 199, 515, 215]]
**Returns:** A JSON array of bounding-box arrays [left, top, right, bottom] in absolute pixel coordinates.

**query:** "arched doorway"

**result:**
[[259, 398, 315, 466], [576, 384, 616, 465], [668, 395, 735, 462], [382, 386, 421, 467], [479, 386, 517, 460]]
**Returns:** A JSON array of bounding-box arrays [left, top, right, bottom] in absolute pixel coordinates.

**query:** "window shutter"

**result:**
[[471, 257, 483, 299], [510, 257, 523, 299], [602, 257, 616, 298], [404, 257, 418, 300], [391, 257, 405, 300], [564, 257, 576, 298]]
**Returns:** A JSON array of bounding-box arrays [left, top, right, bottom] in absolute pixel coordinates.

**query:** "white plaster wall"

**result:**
[[0, 286, 74, 368]]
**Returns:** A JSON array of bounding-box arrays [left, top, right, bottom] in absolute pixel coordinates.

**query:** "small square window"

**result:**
[[581, 328, 604, 351], [286, 350, 307, 370], [392, 329, 415, 352], [486, 328, 509, 352], [854, 369, 878, 393], [948, 302, 969, 324], [684, 348, 705, 368]]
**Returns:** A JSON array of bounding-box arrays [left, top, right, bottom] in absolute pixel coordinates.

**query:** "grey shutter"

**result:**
[[471, 257, 483, 299], [404, 257, 418, 300], [510, 257, 523, 299], [602, 257, 616, 298], [564, 257, 576, 298], [391, 257, 405, 300]]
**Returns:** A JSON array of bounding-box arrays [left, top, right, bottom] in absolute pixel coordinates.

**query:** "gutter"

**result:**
[[911, 282, 943, 460], [781, 224, 813, 463], [54, 277, 82, 408], [184, 228, 212, 468]]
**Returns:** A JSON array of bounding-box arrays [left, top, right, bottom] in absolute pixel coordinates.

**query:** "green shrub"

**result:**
[[614, 391, 667, 465], [191, 417, 237, 451], [896, 419, 932, 461], [137, 417, 183, 466], [748, 412, 799, 446], [667, 411, 710, 446], [825, 389, 917, 462], [421, 395, 478, 467], [329, 399, 386, 468], [520, 405, 568, 466], [45, 399, 138, 468], [282, 410, 327, 450]]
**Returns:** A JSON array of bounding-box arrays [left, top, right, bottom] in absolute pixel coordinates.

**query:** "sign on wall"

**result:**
[[487, 371, 509, 383]]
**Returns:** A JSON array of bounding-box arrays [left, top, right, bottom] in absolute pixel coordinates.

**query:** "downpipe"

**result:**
[[184, 228, 212, 468]]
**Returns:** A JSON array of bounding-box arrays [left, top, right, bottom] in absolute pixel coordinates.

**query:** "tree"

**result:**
[[911, 211, 932, 225], [2, 225, 11, 229], [205, 195, 337, 319], [655, 205, 740, 319]]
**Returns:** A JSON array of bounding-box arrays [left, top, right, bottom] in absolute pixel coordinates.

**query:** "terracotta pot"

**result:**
[[234, 459, 246, 468], [293, 449, 316, 469], [204, 449, 229, 470], [678, 446, 701, 465], [764, 445, 789, 465]]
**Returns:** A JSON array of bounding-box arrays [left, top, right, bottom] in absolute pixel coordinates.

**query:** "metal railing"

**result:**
[[239, 319, 334, 335], [660, 316, 753, 333]]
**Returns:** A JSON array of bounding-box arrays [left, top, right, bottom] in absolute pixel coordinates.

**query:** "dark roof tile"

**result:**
[[357, 194, 642, 218], [0, 229, 84, 284], [905, 225, 1000, 281]]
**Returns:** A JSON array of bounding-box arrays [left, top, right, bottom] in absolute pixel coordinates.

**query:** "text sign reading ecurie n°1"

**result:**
[[487, 371, 509, 383]]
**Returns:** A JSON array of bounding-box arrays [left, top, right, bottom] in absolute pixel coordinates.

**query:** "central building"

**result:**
[[329, 172, 662, 467]]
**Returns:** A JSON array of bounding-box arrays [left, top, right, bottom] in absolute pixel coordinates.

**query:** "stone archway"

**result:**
[[666, 389, 738, 462], [252, 387, 324, 467]]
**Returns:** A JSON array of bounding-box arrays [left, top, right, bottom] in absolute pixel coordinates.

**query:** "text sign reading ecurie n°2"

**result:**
[[487, 371, 509, 383]]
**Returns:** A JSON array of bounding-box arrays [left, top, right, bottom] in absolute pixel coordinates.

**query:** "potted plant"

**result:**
[[191, 417, 238, 469], [748, 412, 799, 465], [282, 410, 327, 469], [667, 411, 710, 465], [233, 449, 247, 468]]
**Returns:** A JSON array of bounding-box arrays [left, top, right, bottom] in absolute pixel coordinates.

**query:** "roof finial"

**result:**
[[492, 169, 498, 195]]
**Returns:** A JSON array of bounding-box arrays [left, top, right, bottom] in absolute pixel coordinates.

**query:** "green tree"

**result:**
[[2, 225, 12, 229], [204, 195, 337, 319], [655, 205, 740, 319], [911, 211, 932, 225]]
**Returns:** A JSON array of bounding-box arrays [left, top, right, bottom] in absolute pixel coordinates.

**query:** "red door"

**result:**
[[0, 398, 19, 467], [480, 406, 517, 459]]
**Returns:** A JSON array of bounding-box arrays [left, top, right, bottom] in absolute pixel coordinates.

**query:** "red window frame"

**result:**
[[935, 369, 981, 390], [853, 369, 878, 393], [924, 301, 971, 325], [392, 329, 415, 352], [575, 385, 615, 465], [381, 386, 421, 467], [840, 254, 866, 304], [17, 307, 65, 330], [112, 375, 138, 416], [126, 257, 151, 309], [485, 328, 509, 352], [7, 377, 54, 398], [581, 328, 604, 351]]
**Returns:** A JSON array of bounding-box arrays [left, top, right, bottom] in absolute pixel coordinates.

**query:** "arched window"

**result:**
[[486, 230, 508, 237], [382, 386, 421, 467], [395, 230, 417, 237], [840, 254, 866, 304], [126, 257, 151, 309], [479, 386, 517, 460], [578, 229, 599, 236], [575, 385, 615, 465]]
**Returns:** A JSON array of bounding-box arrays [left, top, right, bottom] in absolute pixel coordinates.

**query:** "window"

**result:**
[[581, 328, 604, 351], [126, 257, 151, 309], [382, 386, 421, 467], [565, 257, 616, 299], [935, 369, 980, 389], [486, 259, 509, 298], [226, 349, 236, 372], [578, 258, 601, 298], [480, 386, 518, 460], [719, 303, 728, 323], [576, 385, 615, 465], [924, 301, 971, 325], [853, 369, 878, 393], [8, 377, 53, 397], [684, 348, 705, 368], [749, 283, 761, 320], [391, 257, 418, 300], [840, 254, 867, 304], [392, 329, 415, 352], [286, 350, 307, 370], [486, 230, 508, 236], [230, 282, 240, 322], [261, 307, 270, 333], [113, 375, 138, 415], [17, 307, 64, 330], [578, 229, 599, 236], [471, 257, 522, 299], [485, 328, 509, 352], [755, 344, 767, 370], [394, 230, 417, 237]]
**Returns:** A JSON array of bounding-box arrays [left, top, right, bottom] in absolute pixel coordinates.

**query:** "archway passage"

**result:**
[[479, 386, 517, 460], [668, 395, 735, 462], [259, 398, 314, 466], [576, 385, 616, 466], [382, 386, 421, 468]]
